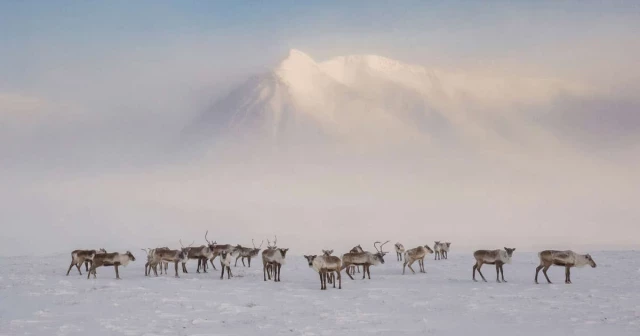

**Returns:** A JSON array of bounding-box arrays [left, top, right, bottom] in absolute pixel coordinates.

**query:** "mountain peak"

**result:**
[[277, 49, 316, 71]]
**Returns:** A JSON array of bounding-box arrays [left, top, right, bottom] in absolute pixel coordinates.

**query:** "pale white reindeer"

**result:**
[[341, 241, 389, 280], [402, 244, 434, 274], [395, 243, 405, 261], [472, 247, 516, 283], [264, 236, 279, 278], [262, 237, 288, 282], [234, 239, 263, 267], [434, 241, 451, 260], [304, 254, 343, 290], [66, 249, 106, 276], [148, 243, 191, 278], [219, 247, 239, 280], [87, 251, 136, 280], [535, 250, 597, 284]]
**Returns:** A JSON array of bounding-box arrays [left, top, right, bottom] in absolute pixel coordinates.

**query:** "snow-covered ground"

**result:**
[[1, 251, 638, 335]]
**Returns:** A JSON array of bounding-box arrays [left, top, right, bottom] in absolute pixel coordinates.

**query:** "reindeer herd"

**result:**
[[66, 234, 598, 289]]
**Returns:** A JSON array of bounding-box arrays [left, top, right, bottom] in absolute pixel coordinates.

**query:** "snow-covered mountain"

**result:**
[[189, 49, 584, 149]]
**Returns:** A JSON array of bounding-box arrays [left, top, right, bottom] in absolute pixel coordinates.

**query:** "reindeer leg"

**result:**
[[220, 263, 225, 279], [495, 263, 501, 283], [342, 264, 355, 280], [542, 265, 552, 284], [228, 266, 233, 279], [407, 260, 416, 274], [338, 270, 342, 289], [535, 265, 543, 284], [235, 255, 240, 267], [115, 264, 121, 280], [477, 262, 487, 282], [174, 261, 180, 278], [403, 260, 408, 274], [473, 263, 478, 281], [182, 262, 188, 274], [248, 257, 251, 268], [362, 265, 366, 279], [76, 263, 83, 275], [263, 263, 267, 281], [565, 265, 572, 284], [66, 261, 75, 276], [420, 259, 426, 273], [367, 265, 371, 279], [500, 264, 507, 282]]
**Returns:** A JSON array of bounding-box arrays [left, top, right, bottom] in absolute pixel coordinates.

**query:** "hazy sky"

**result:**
[[1, 1, 639, 256]]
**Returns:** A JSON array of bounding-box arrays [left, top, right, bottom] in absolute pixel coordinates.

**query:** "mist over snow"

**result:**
[[1, 48, 639, 257]]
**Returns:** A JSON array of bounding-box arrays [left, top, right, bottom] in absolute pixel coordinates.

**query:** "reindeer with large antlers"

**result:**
[[234, 239, 263, 267], [341, 241, 389, 280]]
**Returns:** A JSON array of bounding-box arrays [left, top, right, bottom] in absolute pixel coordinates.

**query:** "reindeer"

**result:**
[[262, 239, 288, 282], [83, 248, 107, 272], [205, 232, 235, 271], [347, 244, 364, 275], [321, 249, 339, 285], [395, 243, 405, 261], [66, 249, 104, 276], [402, 244, 434, 274], [535, 250, 597, 284], [142, 247, 170, 276], [219, 247, 238, 280], [304, 254, 343, 290], [264, 236, 279, 278], [87, 251, 136, 280], [148, 243, 191, 278], [472, 248, 516, 283], [434, 241, 451, 260], [234, 239, 263, 267], [341, 241, 389, 280], [181, 237, 213, 274]]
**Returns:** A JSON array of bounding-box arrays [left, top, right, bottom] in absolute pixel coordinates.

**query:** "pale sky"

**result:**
[[1, 1, 639, 256]]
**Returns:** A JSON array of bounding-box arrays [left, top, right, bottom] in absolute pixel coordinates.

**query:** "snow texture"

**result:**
[[1, 251, 639, 335]]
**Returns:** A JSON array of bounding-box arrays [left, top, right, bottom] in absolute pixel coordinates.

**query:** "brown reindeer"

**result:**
[[66, 249, 104, 276], [87, 251, 136, 280], [472, 248, 516, 283], [83, 248, 107, 272], [205, 232, 235, 271], [148, 244, 190, 278], [402, 245, 434, 274], [347, 244, 364, 275], [181, 238, 213, 274], [535, 250, 597, 284], [341, 241, 389, 280], [234, 239, 263, 267]]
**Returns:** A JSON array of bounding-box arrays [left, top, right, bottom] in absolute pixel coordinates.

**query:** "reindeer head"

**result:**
[[584, 254, 596, 268], [303, 255, 317, 267], [221, 251, 229, 260], [179, 239, 194, 259], [322, 249, 333, 256], [204, 231, 217, 250], [251, 239, 263, 255], [424, 245, 434, 254], [445, 242, 451, 248], [278, 248, 289, 258], [503, 247, 516, 258], [374, 241, 389, 264], [125, 251, 136, 261]]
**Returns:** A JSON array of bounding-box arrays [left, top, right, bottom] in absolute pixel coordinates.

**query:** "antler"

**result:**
[[379, 240, 390, 252], [258, 240, 263, 248], [189, 240, 194, 247], [180, 239, 184, 247], [273, 235, 278, 247], [205, 230, 211, 244], [374, 241, 381, 253], [252, 239, 256, 248]]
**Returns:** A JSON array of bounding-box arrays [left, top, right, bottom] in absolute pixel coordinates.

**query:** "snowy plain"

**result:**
[[1, 251, 639, 336]]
